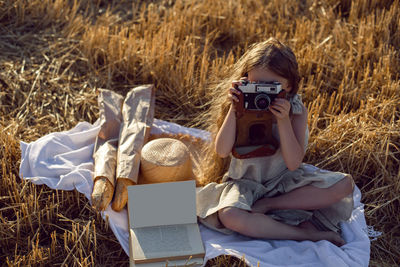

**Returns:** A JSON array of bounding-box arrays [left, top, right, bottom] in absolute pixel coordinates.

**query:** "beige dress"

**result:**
[[196, 95, 354, 235]]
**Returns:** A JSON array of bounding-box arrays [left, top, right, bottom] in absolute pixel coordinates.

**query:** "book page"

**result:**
[[135, 225, 192, 254], [131, 223, 204, 261]]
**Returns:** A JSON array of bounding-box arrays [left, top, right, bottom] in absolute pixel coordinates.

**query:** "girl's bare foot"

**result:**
[[326, 231, 346, 247], [310, 229, 346, 247], [299, 221, 345, 246]]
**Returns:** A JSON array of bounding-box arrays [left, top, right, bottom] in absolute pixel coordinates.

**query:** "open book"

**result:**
[[127, 180, 205, 267]]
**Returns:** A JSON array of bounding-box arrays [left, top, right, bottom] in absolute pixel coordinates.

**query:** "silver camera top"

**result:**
[[238, 80, 282, 94]]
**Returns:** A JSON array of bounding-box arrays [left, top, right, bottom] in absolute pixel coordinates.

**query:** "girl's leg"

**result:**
[[252, 175, 354, 214], [218, 207, 345, 246]]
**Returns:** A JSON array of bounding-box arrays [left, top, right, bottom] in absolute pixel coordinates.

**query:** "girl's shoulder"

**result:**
[[290, 94, 307, 116]]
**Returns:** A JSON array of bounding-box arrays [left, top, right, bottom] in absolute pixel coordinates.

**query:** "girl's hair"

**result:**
[[232, 38, 300, 96], [198, 37, 300, 185]]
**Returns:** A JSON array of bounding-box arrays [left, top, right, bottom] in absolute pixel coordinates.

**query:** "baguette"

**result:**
[[91, 177, 114, 211], [111, 178, 135, 212]]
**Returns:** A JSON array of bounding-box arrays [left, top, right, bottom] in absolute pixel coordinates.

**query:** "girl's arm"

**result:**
[[215, 84, 242, 158], [270, 99, 308, 170], [215, 105, 236, 158]]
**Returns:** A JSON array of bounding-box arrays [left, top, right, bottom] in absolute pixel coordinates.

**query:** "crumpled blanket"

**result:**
[[19, 119, 372, 267]]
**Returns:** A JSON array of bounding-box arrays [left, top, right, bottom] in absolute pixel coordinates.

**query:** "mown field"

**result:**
[[0, 0, 399, 266]]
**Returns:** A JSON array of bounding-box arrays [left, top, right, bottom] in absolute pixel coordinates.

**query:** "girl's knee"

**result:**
[[329, 175, 354, 201], [218, 207, 247, 231], [343, 175, 354, 195], [218, 207, 237, 224]]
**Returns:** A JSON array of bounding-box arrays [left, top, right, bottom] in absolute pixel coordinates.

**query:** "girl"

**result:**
[[196, 38, 354, 246]]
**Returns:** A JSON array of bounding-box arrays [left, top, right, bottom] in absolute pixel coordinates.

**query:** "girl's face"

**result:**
[[247, 68, 291, 93]]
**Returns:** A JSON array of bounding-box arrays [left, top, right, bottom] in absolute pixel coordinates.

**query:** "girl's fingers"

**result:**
[[271, 102, 286, 110], [229, 95, 239, 102], [227, 89, 239, 102], [269, 106, 282, 114], [229, 87, 238, 93], [271, 99, 290, 110], [271, 103, 289, 112], [270, 101, 290, 118], [269, 107, 280, 117], [270, 108, 287, 120], [228, 88, 240, 97]]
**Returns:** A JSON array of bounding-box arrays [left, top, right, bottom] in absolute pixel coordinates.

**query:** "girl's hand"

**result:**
[[269, 98, 291, 121], [228, 88, 240, 110], [229, 78, 247, 111]]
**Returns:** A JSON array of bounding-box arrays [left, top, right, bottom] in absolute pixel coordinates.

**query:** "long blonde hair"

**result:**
[[198, 37, 300, 185]]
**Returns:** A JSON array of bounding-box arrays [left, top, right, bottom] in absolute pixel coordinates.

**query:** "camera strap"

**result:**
[[231, 140, 279, 159]]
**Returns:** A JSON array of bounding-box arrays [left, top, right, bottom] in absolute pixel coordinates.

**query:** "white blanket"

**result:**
[[19, 120, 372, 267]]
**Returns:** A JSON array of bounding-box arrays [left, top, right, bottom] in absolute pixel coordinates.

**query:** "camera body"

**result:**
[[232, 80, 287, 159], [237, 80, 283, 111]]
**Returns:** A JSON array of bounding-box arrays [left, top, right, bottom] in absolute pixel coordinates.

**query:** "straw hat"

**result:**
[[139, 138, 195, 184]]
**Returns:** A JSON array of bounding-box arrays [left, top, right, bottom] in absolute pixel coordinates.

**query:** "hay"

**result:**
[[0, 0, 399, 266]]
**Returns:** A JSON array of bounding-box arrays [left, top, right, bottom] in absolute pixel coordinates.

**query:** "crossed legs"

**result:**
[[218, 207, 345, 246], [251, 175, 354, 213], [217, 176, 354, 246]]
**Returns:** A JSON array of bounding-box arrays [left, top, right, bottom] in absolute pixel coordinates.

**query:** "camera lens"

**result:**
[[254, 94, 270, 110]]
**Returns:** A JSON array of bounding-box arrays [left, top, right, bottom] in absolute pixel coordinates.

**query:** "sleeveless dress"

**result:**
[[196, 95, 354, 235]]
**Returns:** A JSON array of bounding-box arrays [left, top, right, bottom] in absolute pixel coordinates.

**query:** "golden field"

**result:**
[[0, 0, 399, 266]]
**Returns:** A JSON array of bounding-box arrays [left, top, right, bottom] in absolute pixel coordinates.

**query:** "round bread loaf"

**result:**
[[139, 138, 194, 183]]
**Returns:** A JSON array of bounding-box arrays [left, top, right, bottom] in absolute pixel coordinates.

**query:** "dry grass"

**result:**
[[0, 0, 399, 266]]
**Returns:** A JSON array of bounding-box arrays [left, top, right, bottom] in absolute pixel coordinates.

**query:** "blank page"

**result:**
[[128, 180, 196, 228]]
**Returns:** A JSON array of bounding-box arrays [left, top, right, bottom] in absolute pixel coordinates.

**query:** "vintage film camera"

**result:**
[[232, 80, 287, 159], [238, 80, 283, 111]]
